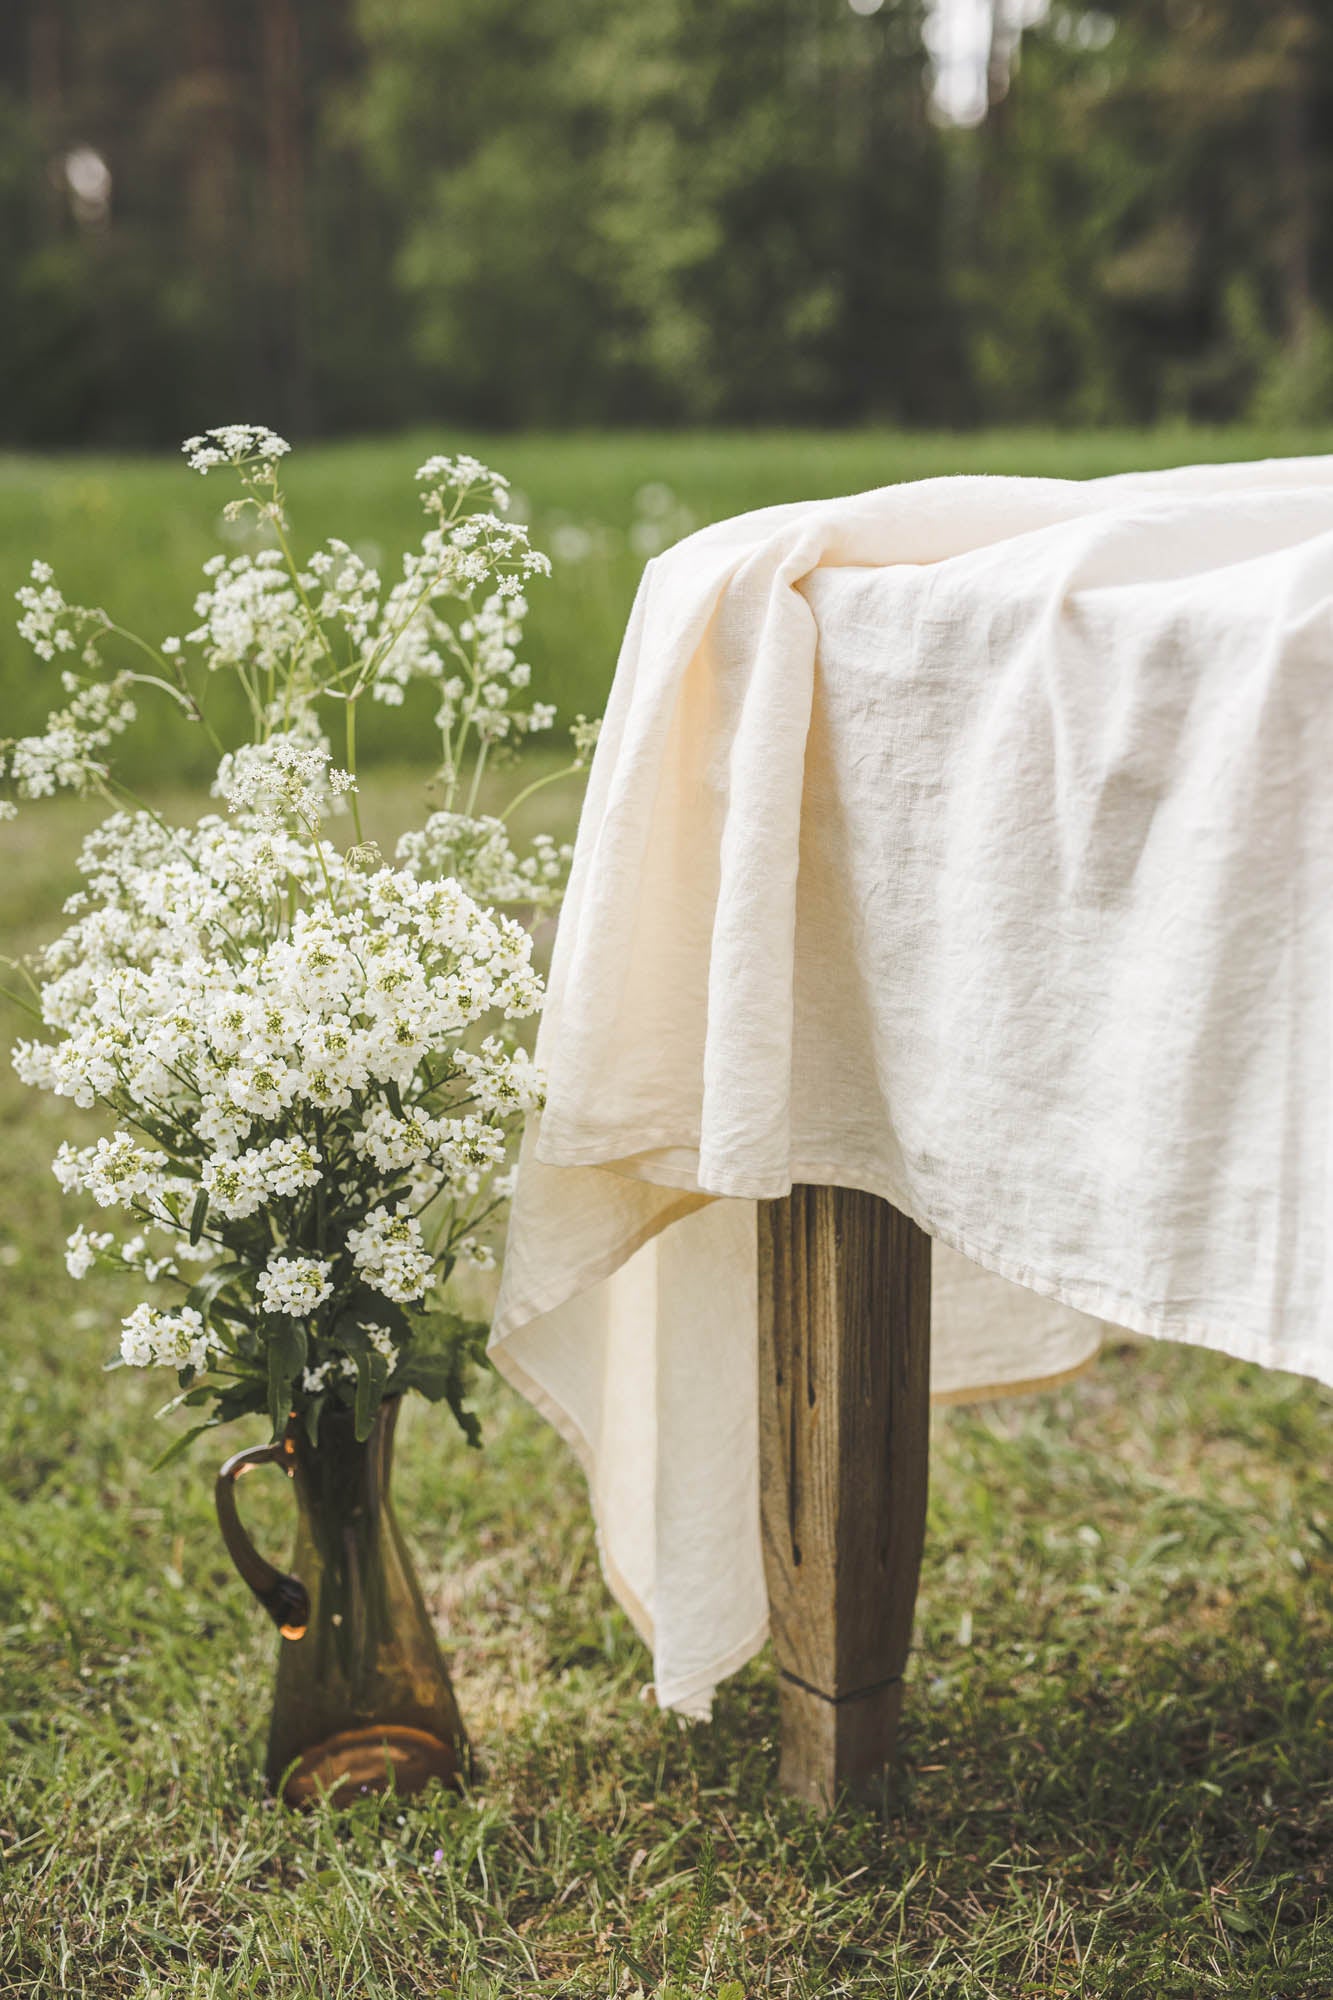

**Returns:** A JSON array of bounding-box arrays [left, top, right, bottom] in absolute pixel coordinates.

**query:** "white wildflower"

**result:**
[[10, 427, 591, 1439], [346, 1207, 434, 1304], [454, 1237, 497, 1273], [202, 1137, 322, 1221], [365, 1322, 401, 1371], [120, 1302, 214, 1372], [65, 1224, 113, 1279], [256, 1254, 334, 1320], [182, 425, 291, 475], [454, 1038, 544, 1116]]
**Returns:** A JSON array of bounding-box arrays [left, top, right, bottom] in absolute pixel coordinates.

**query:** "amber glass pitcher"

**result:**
[[216, 1395, 467, 1806]]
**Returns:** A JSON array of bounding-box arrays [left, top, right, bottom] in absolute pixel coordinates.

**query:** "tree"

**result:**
[[965, 0, 1333, 424], [354, 0, 956, 426]]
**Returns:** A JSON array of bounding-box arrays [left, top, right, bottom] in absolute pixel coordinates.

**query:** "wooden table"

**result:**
[[759, 1186, 932, 1811]]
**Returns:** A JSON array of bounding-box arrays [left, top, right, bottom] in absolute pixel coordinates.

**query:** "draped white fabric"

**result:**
[[491, 458, 1333, 1716]]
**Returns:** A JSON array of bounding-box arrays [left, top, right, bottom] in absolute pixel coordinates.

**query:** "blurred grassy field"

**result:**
[[2, 782, 1331, 1996], [4, 423, 1333, 784], [2, 435, 1332, 1995]]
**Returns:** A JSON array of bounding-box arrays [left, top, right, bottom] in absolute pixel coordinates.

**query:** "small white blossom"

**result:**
[[346, 1208, 434, 1304], [455, 1038, 544, 1116], [65, 1224, 114, 1278], [202, 1137, 323, 1220], [183, 425, 291, 475], [257, 1254, 334, 1320], [120, 1302, 214, 1372], [4, 673, 136, 801], [365, 1322, 401, 1371], [454, 1237, 497, 1273], [8, 427, 586, 1447]]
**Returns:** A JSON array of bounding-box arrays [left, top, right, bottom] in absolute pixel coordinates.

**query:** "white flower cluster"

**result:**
[[373, 574, 550, 751], [4, 664, 136, 802], [121, 1302, 215, 1372], [4, 428, 591, 1451], [415, 454, 511, 516], [188, 550, 310, 678], [202, 1138, 323, 1220], [65, 1224, 114, 1278], [455, 1038, 544, 1116], [395, 813, 572, 910], [305, 540, 380, 650], [16, 560, 81, 661], [345, 1208, 435, 1304], [256, 1254, 334, 1318], [183, 425, 292, 475], [301, 1355, 359, 1394], [14, 765, 542, 1399], [213, 732, 355, 828]]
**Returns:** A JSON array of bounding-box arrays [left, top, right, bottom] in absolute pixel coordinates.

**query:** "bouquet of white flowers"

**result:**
[[1, 425, 596, 1466]]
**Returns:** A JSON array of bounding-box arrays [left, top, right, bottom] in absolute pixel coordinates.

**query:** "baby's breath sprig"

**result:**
[[1, 428, 602, 1461]]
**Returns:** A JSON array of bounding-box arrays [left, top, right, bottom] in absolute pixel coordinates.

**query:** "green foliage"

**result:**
[[358, 0, 949, 427], [1251, 312, 1333, 427], [2, 514, 1332, 1992], [967, 0, 1333, 426], [4, 0, 1332, 435], [1, 818, 1331, 1992], [395, 1313, 492, 1450]]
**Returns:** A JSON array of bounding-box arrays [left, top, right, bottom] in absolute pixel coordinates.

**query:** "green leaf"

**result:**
[[303, 1392, 327, 1449], [394, 1316, 490, 1449], [266, 1319, 308, 1439], [330, 1289, 412, 1347], [394, 1348, 467, 1402], [150, 1418, 219, 1473], [214, 1379, 268, 1426], [353, 1345, 390, 1443], [188, 1188, 209, 1245], [185, 1259, 249, 1322], [208, 1298, 253, 1328]]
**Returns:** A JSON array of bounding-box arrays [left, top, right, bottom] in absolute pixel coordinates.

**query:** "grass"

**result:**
[[2, 433, 1333, 1995], [5, 422, 1333, 785]]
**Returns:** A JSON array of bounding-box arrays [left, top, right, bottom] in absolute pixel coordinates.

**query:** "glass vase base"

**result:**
[[275, 1723, 464, 1809]]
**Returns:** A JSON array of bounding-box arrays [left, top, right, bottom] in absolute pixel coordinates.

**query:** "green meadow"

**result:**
[[1, 432, 1330, 1996], [4, 424, 1332, 780]]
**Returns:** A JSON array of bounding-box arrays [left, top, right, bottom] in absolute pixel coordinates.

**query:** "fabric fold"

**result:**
[[492, 456, 1333, 1715]]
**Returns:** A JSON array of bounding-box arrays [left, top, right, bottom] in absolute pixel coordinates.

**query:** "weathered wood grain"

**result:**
[[758, 1184, 932, 1810]]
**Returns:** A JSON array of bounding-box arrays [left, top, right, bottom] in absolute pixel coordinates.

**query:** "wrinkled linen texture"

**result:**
[[492, 457, 1333, 1717]]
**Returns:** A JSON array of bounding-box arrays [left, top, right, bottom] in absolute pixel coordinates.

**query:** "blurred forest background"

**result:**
[[2, 0, 1331, 445]]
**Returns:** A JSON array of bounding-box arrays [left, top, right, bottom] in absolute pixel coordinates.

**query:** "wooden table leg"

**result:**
[[758, 1185, 932, 1811]]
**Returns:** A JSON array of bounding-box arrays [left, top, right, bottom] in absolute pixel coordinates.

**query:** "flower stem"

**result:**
[[105, 624, 227, 754], [345, 698, 364, 843], [501, 760, 581, 823]]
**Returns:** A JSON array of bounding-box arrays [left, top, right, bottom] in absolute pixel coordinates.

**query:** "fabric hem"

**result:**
[[931, 1346, 1102, 1407], [652, 1618, 772, 1719], [530, 1135, 1332, 1389], [486, 1335, 657, 1654], [490, 1185, 710, 1344]]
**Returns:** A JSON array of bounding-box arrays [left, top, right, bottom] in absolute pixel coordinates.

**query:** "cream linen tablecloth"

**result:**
[[491, 457, 1333, 1717]]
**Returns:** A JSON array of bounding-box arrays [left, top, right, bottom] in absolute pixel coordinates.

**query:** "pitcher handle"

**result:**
[[215, 1432, 310, 1640]]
